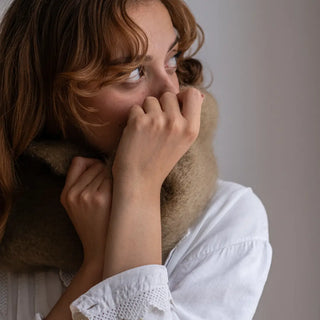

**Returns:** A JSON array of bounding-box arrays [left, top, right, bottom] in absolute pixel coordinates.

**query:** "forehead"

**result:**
[[107, 0, 178, 65], [126, 1, 176, 53], [127, 1, 175, 39]]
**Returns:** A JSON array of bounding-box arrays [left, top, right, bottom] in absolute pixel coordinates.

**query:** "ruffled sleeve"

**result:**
[[70, 265, 172, 320], [69, 241, 271, 320], [69, 180, 272, 320]]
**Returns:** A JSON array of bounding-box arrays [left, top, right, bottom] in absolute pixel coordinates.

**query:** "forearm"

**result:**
[[103, 179, 162, 279], [45, 262, 103, 320], [102, 89, 202, 279]]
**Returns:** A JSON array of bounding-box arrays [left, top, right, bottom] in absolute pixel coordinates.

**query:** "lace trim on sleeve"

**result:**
[[59, 269, 76, 287], [74, 284, 171, 320], [71, 265, 172, 320]]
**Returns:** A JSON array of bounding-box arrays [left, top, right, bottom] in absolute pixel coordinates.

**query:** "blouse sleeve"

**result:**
[[70, 183, 272, 320], [168, 239, 272, 320], [70, 240, 271, 320], [70, 265, 173, 320]]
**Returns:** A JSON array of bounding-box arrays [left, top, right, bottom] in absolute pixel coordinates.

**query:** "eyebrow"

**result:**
[[144, 35, 180, 62], [110, 35, 180, 66]]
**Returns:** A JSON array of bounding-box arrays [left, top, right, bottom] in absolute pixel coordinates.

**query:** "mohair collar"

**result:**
[[0, 92, 219, 273]]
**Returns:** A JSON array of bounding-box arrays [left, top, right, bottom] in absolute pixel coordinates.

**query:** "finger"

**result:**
[[142, 96, 162, 115], [64, 157, 100, 190], [98, 177, 113, 193], [86, 167, 110, 192], [177, 87, 204, 125], [67, 160, 105, 193], [127, 104, 145, 121], [126, 105, 146, 128], [159, 92, 181, 118]]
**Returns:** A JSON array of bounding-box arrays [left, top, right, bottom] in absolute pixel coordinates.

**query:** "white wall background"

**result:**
[[1, 0, 320, 319], [184, 0, 320, 319], [0, 1, 9, 20]]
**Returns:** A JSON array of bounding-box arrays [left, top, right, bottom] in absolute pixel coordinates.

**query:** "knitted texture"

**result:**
[[0, 92, 219, 272]]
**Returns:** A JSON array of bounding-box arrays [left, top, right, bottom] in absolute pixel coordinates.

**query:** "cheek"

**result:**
[[89, 89, 147, 124], [100, 89, 148, 120]]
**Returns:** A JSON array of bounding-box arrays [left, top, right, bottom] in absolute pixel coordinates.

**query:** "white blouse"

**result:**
[[0, 179, 272, 320]]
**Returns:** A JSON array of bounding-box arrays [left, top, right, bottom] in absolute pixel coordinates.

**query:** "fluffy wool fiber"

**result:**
[[0, 92, 219, 272]]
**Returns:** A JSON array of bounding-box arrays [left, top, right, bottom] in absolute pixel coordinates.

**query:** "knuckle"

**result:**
[[65, 188, 77, 204], [131, 115, 147, 131], [151, 116, 165, 130], [92, 193, 107, 206], [166, 118, 181, 133], [79, 190, 91, 203], [184, 124, 199, 141]]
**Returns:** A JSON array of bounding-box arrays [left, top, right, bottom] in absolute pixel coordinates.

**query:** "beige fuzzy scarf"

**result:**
[[0, 92, 218, 273]]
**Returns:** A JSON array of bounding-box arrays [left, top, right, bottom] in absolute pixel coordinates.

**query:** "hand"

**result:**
[[112, 87, 204, 189], [60, 157, 112, 266], [102, 88, 203, 277]]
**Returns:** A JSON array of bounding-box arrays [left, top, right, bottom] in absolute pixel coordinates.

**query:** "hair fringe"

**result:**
[[0, 0, 205, 241]]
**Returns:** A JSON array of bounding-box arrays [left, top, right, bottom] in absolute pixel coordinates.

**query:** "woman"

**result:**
[[0, 0, 272, 319]]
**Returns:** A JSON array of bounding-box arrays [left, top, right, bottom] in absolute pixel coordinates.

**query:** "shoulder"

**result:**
[[165, 179, 271, 267], [203, 179, 270, 244], [165, 181, 272, 319]]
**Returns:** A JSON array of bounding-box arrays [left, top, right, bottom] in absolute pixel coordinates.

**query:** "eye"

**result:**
[[166, 51, 182, 69], [126, 66, 144, 82]]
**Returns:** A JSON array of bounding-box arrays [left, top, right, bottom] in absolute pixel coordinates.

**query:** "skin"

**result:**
[[46, 1, 204, 319], [80, 0, 181, 153]]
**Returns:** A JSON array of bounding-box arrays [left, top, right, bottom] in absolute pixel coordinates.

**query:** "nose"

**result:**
[[148, 71, 179, 99]]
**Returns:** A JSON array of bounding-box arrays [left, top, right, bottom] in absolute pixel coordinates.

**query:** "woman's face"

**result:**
[[81, 0, 180, 154]]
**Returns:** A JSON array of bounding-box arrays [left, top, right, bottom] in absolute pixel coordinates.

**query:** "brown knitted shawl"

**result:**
[[0, 92, 219, 273]]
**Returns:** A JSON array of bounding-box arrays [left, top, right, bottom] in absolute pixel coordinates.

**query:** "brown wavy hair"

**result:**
[[0, 0, 205, 241]]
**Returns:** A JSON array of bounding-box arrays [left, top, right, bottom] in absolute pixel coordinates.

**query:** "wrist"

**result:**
[[114, 174, 161, 200], [81, 257, 104, 277], [112, 163, 165, 190], [114, 168, 163, 190]]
